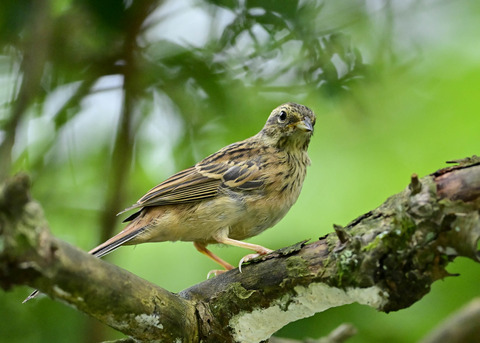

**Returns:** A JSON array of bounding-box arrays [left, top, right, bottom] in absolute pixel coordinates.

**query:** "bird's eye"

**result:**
[[278, 110, 287, 123]]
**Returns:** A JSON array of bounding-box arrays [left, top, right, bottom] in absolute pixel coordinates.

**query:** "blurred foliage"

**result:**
[[1, 0, 480, 342]]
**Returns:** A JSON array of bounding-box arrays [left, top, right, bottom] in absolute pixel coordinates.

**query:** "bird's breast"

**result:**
[[227, 151, 309, 240]]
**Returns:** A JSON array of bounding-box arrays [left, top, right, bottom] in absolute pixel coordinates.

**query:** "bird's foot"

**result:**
[[238, 248, 273, 273], [238, 253, 259, 273]]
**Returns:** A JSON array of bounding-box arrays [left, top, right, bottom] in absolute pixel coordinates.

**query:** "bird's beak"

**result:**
[[295, 117, 314, 132]]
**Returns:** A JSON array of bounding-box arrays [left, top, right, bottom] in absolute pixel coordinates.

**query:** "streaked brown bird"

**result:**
[[25, 102, 315, 302]]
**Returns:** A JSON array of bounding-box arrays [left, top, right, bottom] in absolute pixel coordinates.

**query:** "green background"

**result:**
[[1, 0, 479, 342]]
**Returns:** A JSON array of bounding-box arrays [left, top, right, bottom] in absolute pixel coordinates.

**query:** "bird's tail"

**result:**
[[22, 226, 147, 303], [88, 226, 147, 257]]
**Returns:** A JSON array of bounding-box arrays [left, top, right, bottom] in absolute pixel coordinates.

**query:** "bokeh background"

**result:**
[[1, 0, 479, 342]]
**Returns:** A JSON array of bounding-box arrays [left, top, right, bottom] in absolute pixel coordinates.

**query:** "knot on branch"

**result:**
[[0, 174, 52, 290], [0, 173, 31, 217]]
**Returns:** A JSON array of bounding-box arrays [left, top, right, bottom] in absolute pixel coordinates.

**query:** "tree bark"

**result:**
[[1, 157, 479, 342]]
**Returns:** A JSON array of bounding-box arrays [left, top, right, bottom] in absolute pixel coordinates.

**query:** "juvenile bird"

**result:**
[[25, 102, 315, 302]]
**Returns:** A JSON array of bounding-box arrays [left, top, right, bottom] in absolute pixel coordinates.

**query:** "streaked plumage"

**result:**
[[25, 102, 315, 302]]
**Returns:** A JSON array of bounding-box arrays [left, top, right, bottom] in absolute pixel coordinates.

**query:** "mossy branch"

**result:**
[[1, 157, 480, 342]]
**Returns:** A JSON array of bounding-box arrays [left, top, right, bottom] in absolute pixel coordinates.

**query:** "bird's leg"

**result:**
[[216, 237, 273, 255], [193, 241, 234, 277], [213, 230, 273, 272]]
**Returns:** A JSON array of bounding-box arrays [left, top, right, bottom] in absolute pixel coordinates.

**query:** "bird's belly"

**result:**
[[141, 196, 247, 243], [227, 196, 292, 240], [138, 185, 299, 244]]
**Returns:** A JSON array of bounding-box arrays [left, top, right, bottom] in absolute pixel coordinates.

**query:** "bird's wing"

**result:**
[[220, 161, 265, 190], [118, 151, 267, 215], [118, 166, 222, 214]]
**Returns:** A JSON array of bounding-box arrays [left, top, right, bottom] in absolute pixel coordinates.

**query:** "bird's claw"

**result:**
[[238, 253, 261, 273]]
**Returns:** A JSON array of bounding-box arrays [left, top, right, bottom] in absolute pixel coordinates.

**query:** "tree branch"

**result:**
[[420, 298, 480, 343], [0, 175, 196, 341], [1, 157, 480, 342]]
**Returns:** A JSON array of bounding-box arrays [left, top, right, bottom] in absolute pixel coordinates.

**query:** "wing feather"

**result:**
[[118, 144, 269, 216], [117, 167, 221, 214]]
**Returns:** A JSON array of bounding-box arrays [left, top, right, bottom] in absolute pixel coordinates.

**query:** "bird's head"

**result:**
[[260, 102, 316, 151]]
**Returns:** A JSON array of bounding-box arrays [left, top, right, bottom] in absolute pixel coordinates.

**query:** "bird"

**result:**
[[24, 102, 315, 302]]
